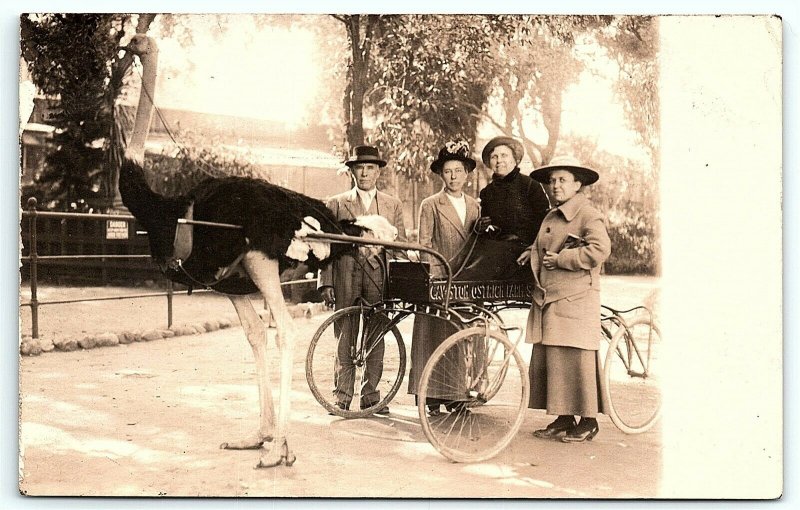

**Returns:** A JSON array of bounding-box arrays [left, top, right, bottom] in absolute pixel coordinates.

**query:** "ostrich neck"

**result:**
[[127, 50, 158, 164]]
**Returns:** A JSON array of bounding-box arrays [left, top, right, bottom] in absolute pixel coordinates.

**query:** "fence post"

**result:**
[[166, 278, 173, 328], [27, 197, 39, 339]]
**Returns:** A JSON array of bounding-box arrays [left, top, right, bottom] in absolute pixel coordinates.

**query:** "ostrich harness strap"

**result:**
[[166, 203, 252, 293]]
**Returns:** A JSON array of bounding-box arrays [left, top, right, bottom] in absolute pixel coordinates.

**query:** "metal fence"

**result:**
[[20, 197, 316, 339]]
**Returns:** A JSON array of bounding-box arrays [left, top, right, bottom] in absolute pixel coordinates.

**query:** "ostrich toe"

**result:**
[[220, 433, 272, 450]]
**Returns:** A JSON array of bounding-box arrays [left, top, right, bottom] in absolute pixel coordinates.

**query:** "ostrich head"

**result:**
[[120, 34, 159, 63]]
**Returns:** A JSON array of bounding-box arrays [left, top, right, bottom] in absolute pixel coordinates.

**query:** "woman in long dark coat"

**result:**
[[408, 141, 480, 416], [517, 155, 612, 442]]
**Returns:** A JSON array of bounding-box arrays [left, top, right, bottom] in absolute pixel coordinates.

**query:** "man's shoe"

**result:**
[[328, 402, 349, 416], [561, 418, 599, 443], [533, 415, 577, 439], [360, 401, 390, 415]]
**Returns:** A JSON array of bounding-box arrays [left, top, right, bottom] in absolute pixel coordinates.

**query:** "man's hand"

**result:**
[[320, 286, 335, 308]]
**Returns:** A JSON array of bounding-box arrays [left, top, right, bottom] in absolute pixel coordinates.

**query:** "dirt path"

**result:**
[[19, 276, 661, 497]]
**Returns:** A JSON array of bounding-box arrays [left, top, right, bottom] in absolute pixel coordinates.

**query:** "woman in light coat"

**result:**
[[517, 155, 611, 442], [408, 141, 480, 416]]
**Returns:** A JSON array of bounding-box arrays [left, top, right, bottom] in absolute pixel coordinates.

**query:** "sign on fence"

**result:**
[[105, 220, 129, 240]]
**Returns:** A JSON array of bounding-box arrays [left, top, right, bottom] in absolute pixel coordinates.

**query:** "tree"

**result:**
[[20, 13, 276, 210], [20, 13, 160, 210], [369, 15, 492, 181], [594, 16, 660, 161], [444, 15, 611, 169], [21, 14, 131, 210]]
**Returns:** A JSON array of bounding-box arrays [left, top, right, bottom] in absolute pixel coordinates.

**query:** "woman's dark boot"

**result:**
[[561, 417, 599, 443], [533, 415, 577, 439]]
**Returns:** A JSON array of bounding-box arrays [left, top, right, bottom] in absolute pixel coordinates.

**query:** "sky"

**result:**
[[148, 15, 322, 128]]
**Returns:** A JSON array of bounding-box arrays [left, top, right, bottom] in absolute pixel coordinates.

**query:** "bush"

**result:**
[[144, 131, 260, 196], [567, 139, 660, 275]]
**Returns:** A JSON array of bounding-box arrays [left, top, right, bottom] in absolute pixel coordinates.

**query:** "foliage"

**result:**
[[20, 13, 260, 210], [143, 130, 260, 196], [325, 14, 659, 273], [564, 136, 660, 275], [325, 15, 657, 175], [20, 13, 660, 274], [593, 16, 660, 160], [473, 15, 607, 167], [368, 15, 493, 182], [20, 14, 134, 210]]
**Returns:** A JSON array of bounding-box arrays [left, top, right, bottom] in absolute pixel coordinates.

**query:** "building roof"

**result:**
[[144, 136, 346, 170]]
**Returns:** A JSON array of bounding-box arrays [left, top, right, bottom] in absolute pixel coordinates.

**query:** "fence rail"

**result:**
[[20, 198, 317, 340]]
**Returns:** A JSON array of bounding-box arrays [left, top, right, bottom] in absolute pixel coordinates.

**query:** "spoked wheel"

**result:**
[[306, 306, 406, 418], [603, 316, 662, 434], [418, 326, 529, 463]]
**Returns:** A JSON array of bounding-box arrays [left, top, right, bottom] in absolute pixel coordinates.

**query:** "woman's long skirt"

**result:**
[[528, 343, 608, 417], [408, 314, 462, 405]]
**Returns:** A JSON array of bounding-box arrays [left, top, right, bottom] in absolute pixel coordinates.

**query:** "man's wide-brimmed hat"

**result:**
[[430, 140, 477, 174], [531, 155, 600, 186], [481, 136, 525, 166], [345, 145, 387, 168]]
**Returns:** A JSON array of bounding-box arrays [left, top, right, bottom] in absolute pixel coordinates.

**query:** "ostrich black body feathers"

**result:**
[[120, 158, 356, 293]]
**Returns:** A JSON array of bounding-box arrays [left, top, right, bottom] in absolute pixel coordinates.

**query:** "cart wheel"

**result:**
[[603, 316, 661, 434], [418, 326, 529, 463], [306, 306, 406, 418]]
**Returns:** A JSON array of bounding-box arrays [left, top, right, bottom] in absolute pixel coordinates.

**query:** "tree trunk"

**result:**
[[539, 86, 563, 165], [338, 14, 378, 150]]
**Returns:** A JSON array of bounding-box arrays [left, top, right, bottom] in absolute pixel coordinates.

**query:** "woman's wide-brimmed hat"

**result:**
[[430, 140, 477, 174], [345, 145, 387, 168], [481, 136, 525, 166], [531, 155, 600, 185]]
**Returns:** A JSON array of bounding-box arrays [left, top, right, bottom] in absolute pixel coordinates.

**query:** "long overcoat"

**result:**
[[525, 192, 611, 351], [417, 190, 480, 277], [408, 189, 479, 395]]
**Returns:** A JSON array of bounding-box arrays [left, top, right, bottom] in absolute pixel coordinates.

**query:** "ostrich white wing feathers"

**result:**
[[286, 216, 331, 262], [354, 215, 398, 242]]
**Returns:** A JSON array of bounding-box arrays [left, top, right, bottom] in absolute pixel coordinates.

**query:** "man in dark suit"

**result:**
[[319, 145, 406, 415]]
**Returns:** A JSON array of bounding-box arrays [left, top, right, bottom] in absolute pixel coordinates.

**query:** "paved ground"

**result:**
[[18, 276, 661, 498]]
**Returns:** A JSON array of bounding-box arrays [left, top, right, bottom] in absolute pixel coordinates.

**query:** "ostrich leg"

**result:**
[[220, 294, 275, 450], [241, 251, 297, 468]]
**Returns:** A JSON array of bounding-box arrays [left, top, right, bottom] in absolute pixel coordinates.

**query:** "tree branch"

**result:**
[[362, 14, 379, 67], [136, 14, 157, 33]]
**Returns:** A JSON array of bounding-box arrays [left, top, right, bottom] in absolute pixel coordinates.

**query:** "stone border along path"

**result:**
[[19, 301, 330, 357]]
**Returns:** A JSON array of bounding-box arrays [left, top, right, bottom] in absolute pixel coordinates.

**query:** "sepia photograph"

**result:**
[[10, 5, 787, 503]]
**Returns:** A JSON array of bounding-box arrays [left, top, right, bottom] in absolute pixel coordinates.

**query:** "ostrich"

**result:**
[[117, 34, 395, 468]]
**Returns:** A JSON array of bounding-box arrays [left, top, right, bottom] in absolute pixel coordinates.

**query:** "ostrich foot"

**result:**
[[256, 439, 295, 468], [220, 432, 273, 450]]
